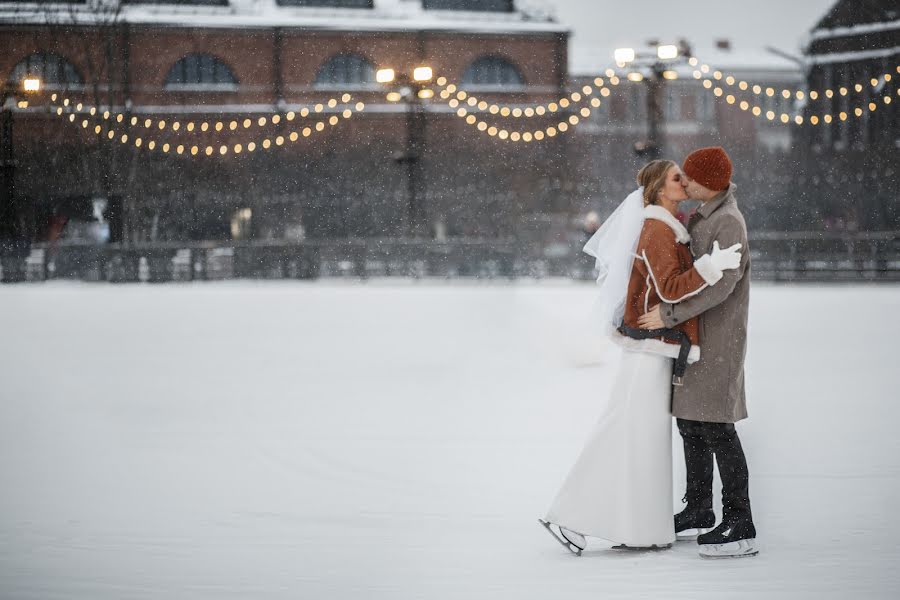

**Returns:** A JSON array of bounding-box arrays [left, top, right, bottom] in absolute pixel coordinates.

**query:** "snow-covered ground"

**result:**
[[1, 282, 898, 599]]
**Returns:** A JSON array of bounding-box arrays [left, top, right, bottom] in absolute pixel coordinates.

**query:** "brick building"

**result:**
[[5, 0, 885, 247], [1, 0, 570, 243]]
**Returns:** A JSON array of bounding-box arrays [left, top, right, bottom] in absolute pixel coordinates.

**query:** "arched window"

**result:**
[[7, 52, 83, 88], [314, 54, 375, 87], [461, 56, 524, 88], [164, 54, 238, 88]]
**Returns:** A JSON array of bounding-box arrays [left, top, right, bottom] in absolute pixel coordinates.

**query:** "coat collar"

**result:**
[[698, 183, 737, 219], [644, 204, 691, 243]]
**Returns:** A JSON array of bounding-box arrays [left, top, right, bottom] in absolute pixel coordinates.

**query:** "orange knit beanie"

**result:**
[[683, 147, 733, 192]]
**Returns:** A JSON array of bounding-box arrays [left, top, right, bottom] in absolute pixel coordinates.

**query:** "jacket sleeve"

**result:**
[[661, 217, 748, 327], [640, 222, 720, 305]]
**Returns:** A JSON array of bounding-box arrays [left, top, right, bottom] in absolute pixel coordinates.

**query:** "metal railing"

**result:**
[[2, 231, 898, 283]]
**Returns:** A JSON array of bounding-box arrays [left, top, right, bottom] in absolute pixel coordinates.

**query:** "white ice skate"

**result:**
[[538, 519, 585, 556]]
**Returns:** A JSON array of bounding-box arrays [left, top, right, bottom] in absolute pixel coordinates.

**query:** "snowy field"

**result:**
[[1, 281, 898, 599]]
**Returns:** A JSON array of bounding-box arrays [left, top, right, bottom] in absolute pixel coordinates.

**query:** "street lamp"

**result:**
[[380, 65, 433, 238], [612, 40, 691, 159], [22, 78, 41, 92], [1, 76, 42, 248]]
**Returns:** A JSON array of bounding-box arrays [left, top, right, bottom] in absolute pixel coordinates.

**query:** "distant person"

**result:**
[[539, 156, 744, 556]]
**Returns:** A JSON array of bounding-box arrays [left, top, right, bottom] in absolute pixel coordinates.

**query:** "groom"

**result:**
[[638, 147, 757, 558]]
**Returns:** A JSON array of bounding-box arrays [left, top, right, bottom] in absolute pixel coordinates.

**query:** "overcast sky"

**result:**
[[544, 0, 838, 72]]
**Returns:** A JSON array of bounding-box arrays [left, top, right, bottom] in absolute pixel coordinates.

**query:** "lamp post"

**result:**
[[1, 76, 41, 248], [378, 65, 433, 238], [613, 42, 691, 160]]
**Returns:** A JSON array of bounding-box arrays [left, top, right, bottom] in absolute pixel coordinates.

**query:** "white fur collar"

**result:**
[[644, 205, 691, 243]]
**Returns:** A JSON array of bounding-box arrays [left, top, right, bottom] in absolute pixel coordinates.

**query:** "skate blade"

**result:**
[[699, 538, 759, 559], [538, 519, 583, 556], [612, 543, 672, 551], [676, 528, 711, 541]]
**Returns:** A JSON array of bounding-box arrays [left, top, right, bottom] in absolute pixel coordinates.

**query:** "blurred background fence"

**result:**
[[2, 231, 898, 283]]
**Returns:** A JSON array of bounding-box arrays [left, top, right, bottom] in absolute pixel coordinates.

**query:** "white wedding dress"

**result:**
[[544, 347, 676, 547]]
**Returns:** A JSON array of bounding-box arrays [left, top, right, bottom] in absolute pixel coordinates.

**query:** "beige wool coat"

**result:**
[[660, 184, 751, 423]]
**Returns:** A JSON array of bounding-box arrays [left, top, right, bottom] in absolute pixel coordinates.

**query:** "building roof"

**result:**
[[0, 0, 569, 35], [811, 0, 900, 32]]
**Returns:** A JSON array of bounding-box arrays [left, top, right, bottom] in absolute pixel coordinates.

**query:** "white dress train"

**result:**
[[544, 349, 676, 547]]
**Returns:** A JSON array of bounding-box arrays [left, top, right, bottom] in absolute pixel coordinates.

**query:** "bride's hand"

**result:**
[[638, 305, 664, 329]]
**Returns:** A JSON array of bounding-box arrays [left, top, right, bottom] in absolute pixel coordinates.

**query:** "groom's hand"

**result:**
[[638, 304, 664, 329]]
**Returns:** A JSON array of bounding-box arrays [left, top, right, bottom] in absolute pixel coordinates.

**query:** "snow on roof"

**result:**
[[0, 0, 569, 35], [810, 19, 900, 40], [691, 46, 802, 73], [569, 44, 802, 79], [806, 45, 900, 65]]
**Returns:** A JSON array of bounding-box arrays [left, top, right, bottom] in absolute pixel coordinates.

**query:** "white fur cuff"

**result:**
[[694, 254, 723, 286]]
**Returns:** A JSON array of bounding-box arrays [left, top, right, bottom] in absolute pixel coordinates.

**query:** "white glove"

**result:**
[[694, 241, 742, 285], [709, 240, 742, 272]]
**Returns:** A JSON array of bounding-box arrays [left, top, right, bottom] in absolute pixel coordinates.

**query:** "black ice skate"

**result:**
[[674, 504, 716, 541], [538, 519, 585, 556], [697, 516, 758, 558]]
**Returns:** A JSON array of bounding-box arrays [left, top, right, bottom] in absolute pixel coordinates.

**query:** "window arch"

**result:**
[[314, 53, 376, 87], [164, 54, 238, 88], [7, 52, 83, 87], [461, 56, 524, 87]]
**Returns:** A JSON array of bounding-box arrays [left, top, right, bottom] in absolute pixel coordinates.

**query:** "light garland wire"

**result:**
[[433, 75, 618, 118], [453, 97, 603, 142], [688, 57, 899, 103], [49, 92, 358, 135], [702, 77, 896, 124], [50, 94, 365, 156]]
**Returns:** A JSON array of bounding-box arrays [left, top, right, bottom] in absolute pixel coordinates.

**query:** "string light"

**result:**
[[452, 99, 601, 142], [49, 95, 366, 156], [691, 58, 898, 101], [720, 88, 888, 125], [48, 92, 356, 138], [434, 74, 611, 119]]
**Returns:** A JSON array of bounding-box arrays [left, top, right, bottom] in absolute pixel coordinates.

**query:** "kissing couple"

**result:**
[[541, 147, 758, 559]]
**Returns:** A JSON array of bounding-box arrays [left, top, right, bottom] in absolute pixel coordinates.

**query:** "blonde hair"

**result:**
[[636, 160, 677, 207]]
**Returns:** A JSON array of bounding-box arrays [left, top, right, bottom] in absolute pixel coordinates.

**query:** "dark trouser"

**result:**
[[677, 418, 753, 523]]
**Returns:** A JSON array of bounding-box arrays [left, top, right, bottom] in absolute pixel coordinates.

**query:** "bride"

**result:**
[[540, 160, 743, 555]]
